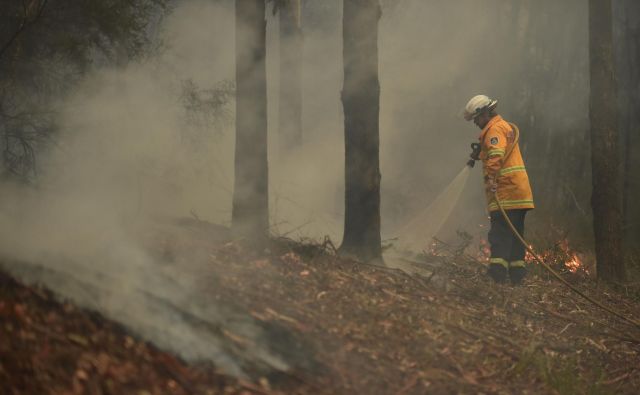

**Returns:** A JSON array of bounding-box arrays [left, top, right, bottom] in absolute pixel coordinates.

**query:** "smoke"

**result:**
[[0, 0, 298, 377], [269, 0, 590, 245], [376, 0, 589, 244], [0, 0, 593, 376]]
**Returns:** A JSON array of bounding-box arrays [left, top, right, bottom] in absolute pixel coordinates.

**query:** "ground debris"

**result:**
[[0, 271, 266, 395], [2, 220, 640, 394]]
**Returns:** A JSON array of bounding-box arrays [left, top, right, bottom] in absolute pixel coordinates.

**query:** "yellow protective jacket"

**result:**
[[479, 115, 534, 212]]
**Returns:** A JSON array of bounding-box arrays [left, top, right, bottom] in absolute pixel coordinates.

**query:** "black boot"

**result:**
[[487, 262, 508, 283], [509, 262, 527, 285]]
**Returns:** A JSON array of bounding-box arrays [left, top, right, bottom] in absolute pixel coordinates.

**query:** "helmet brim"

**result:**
[[462, 99, 498, 121]]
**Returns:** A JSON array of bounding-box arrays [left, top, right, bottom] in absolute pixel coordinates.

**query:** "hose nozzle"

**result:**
[[467, 142, 481, 167]]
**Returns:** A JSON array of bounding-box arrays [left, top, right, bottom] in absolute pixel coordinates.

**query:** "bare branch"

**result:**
[[0, 0, 49, 60]]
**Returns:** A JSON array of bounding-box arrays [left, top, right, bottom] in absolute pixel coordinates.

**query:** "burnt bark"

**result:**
[[339, 0, 382, 262], [614, 0, 640, 255], [278, 0, 303, 151], [232, 0, 269, 240], [589, 0, 625, 282]]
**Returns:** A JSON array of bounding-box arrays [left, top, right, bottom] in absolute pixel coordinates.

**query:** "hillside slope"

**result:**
[[2, 220, 639, 394]]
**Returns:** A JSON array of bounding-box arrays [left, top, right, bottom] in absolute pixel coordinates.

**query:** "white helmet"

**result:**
[[463, 95, 498, 121]]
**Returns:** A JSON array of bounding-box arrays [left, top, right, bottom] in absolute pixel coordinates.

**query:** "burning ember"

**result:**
[[474, 230, 586, 274], [558, 239, 584, 273], [427, 241, 438, 255], [525, 239, 586, 274], [477, 239, 490, 262]]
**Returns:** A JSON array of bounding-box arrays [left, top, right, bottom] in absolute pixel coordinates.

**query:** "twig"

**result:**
[[0, 0, 49, 59], [495, 192, 640, 330], [280, 220, 313, 237], [444, 321, 520, 360], [359, 260, 432, 292], [564, 184, 588, 217], [558, 323, 574, 334], [601, 372, 632, 385], [540, 307, 640, 344]]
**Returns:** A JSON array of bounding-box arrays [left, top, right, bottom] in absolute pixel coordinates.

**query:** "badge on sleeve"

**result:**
[[490, 137, 499, 145]]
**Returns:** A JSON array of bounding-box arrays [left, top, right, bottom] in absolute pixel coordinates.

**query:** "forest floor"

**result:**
[[2, 219, 640, 395]]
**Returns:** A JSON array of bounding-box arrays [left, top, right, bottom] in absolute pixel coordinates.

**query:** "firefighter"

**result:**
[[463, 95, 534, 284]]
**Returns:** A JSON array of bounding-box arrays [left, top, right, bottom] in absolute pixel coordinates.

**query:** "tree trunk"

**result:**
[[339, 0, 382, 262], [232, 0, 269, 240], [278, 0, 303, 151], [589, 0, 625, 282], [614, 0, 640, 253]]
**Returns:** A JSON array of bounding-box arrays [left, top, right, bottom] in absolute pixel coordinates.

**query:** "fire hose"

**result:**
[[471, 123, 640, 330]]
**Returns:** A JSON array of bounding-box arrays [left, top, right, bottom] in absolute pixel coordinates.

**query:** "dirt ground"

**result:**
[[2, 219, 640, 394]]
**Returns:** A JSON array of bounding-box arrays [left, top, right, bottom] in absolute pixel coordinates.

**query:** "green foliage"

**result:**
[[0, 0, 168, 181], [1, 0, 167, 67]]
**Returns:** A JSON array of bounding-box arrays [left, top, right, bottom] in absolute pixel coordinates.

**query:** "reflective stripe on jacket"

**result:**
[[479, 115, 534, 212]]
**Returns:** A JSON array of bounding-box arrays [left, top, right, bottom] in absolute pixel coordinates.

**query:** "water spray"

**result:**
[[469, 123, 640, 330]]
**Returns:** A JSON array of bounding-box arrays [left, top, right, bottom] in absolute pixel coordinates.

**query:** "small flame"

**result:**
[[565, 254, 582, 273], [525, 245, 535, 264], [425, 240, 437, 255], [559, 239, 583, 273], [478, 220, 586, 273], [477, 239, 490, 262], [525, 239, 585, 273]]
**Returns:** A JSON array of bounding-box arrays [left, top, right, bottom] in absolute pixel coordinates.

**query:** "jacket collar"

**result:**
[[478, 115, 503, 141]]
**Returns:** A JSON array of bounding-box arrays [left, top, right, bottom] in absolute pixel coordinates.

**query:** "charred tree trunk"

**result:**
[[232, 0, 269, 240], [589, 0, 625, 282], [339, 0, 382, 262], [614, 0, 640, 255], [278, 0, 303, 151]]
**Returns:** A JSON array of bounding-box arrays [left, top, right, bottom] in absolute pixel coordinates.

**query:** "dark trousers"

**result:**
[[489, 209, 527, 262]]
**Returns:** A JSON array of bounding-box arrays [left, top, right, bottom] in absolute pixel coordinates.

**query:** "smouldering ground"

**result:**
[[0, 271, 244, 395], [2, 219, 640, 394]]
